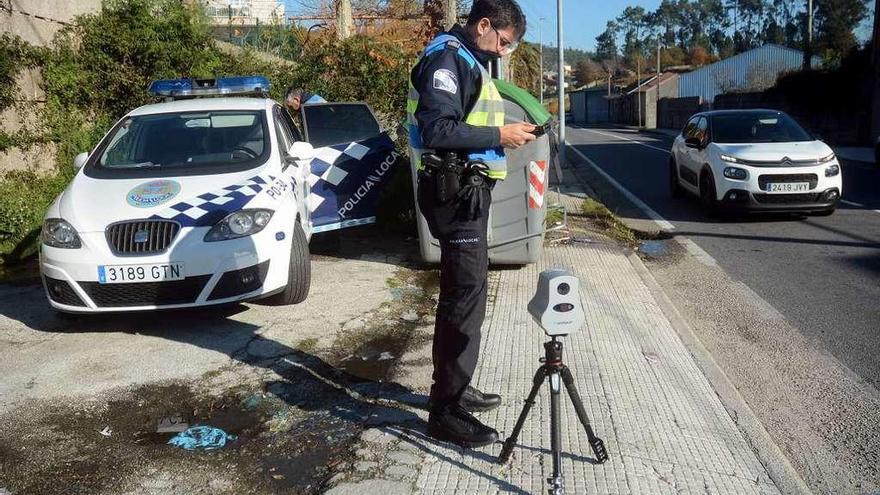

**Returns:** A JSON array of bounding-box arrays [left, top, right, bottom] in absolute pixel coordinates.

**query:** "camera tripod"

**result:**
[[497, 337, 608, 495]]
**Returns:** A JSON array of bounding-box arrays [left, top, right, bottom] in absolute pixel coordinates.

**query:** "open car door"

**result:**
[[301, 102, 399, 233]]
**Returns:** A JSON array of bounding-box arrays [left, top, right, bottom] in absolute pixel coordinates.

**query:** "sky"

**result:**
[[281, 0, 875, 53]]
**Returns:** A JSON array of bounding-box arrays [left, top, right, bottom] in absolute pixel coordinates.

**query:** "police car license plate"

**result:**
[[98, 262, 185, 284], [766, 182, 809, 193]]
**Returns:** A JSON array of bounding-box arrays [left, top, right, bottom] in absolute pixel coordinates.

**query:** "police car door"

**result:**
[[300, 102, 398, 233], [273, 105, 310, 227]]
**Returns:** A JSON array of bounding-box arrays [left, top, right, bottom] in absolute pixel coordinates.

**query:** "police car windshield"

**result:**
[[94, 111, 268, 172]]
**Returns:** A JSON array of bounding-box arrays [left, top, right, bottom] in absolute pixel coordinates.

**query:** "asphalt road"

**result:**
[[567, 125, 880, 387], [565, 125, 880, 493]]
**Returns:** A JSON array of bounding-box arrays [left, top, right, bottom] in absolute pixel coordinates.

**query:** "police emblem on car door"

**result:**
[[300, 103, 399, 233]]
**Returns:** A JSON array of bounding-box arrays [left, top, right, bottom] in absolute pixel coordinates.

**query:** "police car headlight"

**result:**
[[204, 209, 274, 242], [41, 219, 82, 249]]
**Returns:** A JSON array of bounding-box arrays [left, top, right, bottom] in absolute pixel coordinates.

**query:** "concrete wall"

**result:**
[[585, 90, 609, 124], [644, 75, 679, 129], [0, 0, 101, 174]]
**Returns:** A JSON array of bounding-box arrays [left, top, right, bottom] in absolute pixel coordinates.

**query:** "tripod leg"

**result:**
[[548, 371, 565, 495], [498, 366, 546, 464], [560, 366, 609, 463]]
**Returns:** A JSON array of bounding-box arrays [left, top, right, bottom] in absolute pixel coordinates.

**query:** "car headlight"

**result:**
[[719, 154, 739, 163], [204, 209, 274, 242], [818, 153, 836, 164], [723, 167, 748, 180], [825, 164, 840, 177], [41, 219, 82, 249]]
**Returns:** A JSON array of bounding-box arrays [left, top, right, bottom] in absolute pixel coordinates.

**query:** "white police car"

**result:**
[[670, 109, 842, 216], [40, 76, 399, 313]]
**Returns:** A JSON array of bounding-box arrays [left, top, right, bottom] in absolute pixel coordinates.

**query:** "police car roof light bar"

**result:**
[[148, 76, 270, 99]]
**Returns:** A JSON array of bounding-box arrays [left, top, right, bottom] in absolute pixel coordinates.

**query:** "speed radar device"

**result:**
[[527, 269, 584, 337], [499, 268, 608, 495]]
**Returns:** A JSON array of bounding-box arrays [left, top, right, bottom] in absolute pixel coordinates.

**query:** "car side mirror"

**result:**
[[73, 152, 89, 170], [685, 137, 703, 149], [287, 141, 315, 161]]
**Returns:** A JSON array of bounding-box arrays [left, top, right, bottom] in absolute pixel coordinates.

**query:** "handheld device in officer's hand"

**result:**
[[527, 269, 585, 337], [529, 123, 547, 137]]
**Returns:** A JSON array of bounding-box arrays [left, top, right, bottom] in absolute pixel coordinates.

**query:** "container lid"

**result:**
[[492, 79, 551, 125]]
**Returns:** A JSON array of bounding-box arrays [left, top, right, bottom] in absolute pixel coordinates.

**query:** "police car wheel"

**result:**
[[268, 221, 311, 305]]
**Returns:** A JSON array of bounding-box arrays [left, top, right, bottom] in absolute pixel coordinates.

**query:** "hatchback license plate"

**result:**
[[766, 182, 810, 193], [98, 262, 185, 284]]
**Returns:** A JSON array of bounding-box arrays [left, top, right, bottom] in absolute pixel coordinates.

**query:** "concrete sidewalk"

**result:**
[[324, 178, 787, 494]]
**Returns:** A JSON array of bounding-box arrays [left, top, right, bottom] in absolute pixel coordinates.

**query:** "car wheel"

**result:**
[[669, 159, 685, 198], [267, 221, 311, 305], [699, 169, 719, 216]]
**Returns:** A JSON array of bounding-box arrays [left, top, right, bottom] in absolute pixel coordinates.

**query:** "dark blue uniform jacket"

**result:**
[[410, 25, 502, 151]]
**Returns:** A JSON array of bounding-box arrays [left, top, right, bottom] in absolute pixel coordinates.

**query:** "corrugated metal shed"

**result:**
[[679, 44, 821, 104]]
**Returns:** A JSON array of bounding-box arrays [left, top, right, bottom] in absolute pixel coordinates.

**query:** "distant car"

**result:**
[[669, 109, 842, 216], [40, 76, 398, 313]]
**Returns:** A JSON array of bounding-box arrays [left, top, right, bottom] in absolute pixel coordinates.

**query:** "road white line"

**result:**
[[566, 140, 675, 231], [840, 199, 864, 207], [584, 128, 673, 154]]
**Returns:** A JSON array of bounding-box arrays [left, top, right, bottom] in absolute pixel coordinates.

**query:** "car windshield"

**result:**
[[712, 112, 813, 144], [94, 110, 268, 172]]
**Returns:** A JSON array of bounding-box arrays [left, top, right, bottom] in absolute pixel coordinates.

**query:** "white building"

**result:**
[[204, 0, 285, 25]]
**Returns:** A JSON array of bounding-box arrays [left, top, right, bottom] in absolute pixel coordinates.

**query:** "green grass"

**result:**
[[581, 198, 638, 246]]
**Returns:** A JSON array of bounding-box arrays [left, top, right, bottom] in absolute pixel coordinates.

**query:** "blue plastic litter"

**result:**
[[167, 426, 236, 450]]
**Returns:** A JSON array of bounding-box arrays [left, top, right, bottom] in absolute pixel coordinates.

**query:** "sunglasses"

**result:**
[[491, 23, 519, 55]]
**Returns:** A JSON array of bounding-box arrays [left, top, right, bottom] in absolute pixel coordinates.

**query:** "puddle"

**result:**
[[639, 240, 668, 258], [0, 380, 366, 494]]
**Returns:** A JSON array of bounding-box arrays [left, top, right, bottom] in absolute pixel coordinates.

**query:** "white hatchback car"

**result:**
[[669, 109, 842, 215], [40, 76, 398, 313]]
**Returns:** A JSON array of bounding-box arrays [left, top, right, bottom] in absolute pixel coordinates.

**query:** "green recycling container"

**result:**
[[412, 79, 555, 264]]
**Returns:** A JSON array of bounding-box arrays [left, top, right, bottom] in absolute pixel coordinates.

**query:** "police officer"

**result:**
[[284, 87, 326, 112], [407, 0, 536, 448]]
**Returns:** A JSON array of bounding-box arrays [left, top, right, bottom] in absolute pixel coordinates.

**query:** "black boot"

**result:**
[[427, 404, 499, 448], [460, 385, 502, 412]]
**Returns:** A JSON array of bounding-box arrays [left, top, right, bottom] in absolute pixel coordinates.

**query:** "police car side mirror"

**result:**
[[73, 152, 89, 170], [287, 142, 315, 161]]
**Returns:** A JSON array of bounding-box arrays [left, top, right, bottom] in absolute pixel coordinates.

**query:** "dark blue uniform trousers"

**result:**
[[417, 172, 492, 408]]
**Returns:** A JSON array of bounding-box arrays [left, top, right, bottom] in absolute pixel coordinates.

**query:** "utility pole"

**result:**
[[656, 39, 661, 129], [336, 0, 353, 40], [636, 56, 641, 128], [539, 17, 545, 103], [443, 0, 457, 31], [803, 0, 813, 69], [557, 0, 566, 165]]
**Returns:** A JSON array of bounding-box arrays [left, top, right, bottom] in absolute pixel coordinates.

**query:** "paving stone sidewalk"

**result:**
[[325, 185, 780, 495]]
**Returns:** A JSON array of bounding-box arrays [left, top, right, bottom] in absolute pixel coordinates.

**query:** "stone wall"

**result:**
[[0, 0, 101, 174]]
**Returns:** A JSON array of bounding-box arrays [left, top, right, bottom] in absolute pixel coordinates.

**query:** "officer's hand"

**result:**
[[499, 122, 537, 149]]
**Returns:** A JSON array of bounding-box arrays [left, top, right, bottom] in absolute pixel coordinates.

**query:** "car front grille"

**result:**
[[753, 193, 822, 204], [79, 275, 212, 307], [757, 173, 818, 190], [106, 220, 180, 255]]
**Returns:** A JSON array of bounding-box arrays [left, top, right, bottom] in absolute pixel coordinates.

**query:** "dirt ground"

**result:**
[[0, 227, 439, 495]]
